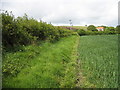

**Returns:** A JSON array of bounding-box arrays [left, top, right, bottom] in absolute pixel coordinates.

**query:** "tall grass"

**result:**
[[77, 35, 118, 88], [3, 35, 79, 88]]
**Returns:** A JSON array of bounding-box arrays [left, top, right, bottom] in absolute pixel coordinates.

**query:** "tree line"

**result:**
[[76, 25, 120, 36]]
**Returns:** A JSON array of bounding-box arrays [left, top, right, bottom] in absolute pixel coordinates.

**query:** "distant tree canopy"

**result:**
[[105, 27, 115, 31], [116, 25, 120, 33], [87, 25, 97, 31], [109, 27, 115, 31]]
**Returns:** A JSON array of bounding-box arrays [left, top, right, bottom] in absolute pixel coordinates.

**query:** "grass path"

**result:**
[[3, 35, 80, 88], [76, 35, 118, 88]]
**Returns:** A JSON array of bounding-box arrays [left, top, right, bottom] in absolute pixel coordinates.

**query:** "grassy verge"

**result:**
[[77, 35, 118, 88], [3, 35, 79, 88]]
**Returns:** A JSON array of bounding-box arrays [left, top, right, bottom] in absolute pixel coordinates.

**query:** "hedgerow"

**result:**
[[2, 11, 76, 51], [76, 29, 118, 36]]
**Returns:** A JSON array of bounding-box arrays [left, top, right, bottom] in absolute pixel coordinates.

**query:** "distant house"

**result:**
[[96, 27, 104, 31]]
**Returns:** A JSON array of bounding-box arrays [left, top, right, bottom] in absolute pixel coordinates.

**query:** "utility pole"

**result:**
[[39, 18, 42, 22], [69, 20, 73, 30], [49, 22, 52, 24]]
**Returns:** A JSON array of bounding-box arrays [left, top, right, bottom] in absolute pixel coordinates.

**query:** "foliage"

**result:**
[[2, 11, 36, 48], [87, 25, 97, 31], [75, 29, 86, 36], [105, 27, 115, 31], [76, 29, 117, 36], [116, 25, 120, 34], [2, 11, 76, 51]]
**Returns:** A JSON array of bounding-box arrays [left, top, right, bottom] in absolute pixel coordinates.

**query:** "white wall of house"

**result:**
[[97, 28, 104, 31]]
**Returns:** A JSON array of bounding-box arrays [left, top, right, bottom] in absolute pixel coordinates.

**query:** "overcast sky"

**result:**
[[1, 0, 119, 26]]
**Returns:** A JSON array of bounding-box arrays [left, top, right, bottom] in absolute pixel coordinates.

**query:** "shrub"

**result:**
[[87, 25, 97, 31], [76, 29, 86, 36], [116, 25, 120, 34], [2, 11, 36, 49], [2, 11, 77, 51], [75, 29, 117, 36]]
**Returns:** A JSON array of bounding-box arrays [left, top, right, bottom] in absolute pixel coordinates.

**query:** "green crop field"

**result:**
[[76, 35, 118, 88]]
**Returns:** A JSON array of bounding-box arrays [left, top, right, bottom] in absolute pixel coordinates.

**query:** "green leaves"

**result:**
[[87, 25, 97, 31], [2, 11, 77, 51]]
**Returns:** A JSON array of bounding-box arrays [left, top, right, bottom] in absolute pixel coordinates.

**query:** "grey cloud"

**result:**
[[1, 0, 118, 26]]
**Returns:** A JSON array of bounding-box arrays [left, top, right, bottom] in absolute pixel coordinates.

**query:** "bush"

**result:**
[[75, 29, 117, 36], [87, 25, 97, 31], [2, 11, 36, 49], [2, 11, 77, 51], [76, 29, 86, 36], [116, 25, 120, 34]]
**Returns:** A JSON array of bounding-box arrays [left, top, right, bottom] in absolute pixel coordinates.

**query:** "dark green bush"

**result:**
[[76, 29, 117, 36], [2, 11, 76, 51], [2, 11, 36, 48], [87, 25, 97, 31], [76, 29, 86, 36], [116, 25, 120, 34]]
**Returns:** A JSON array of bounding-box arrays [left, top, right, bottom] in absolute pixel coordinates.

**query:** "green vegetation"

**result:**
[[105, 27, 116, 31], [59, 26, 88, 31], [76, 29, 118, 36], [59, 25, 118, 36], [87, 25, 97, 31], [2, 11, 119, 88], [76, 35, 118, 88], [116, 25, 120, 33], [2, 11, 77, 51], [3, 35, 79, 88]]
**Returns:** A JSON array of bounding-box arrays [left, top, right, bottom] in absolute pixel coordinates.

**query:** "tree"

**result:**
[[109, 27, 115, 31], [116, 25, 120, 33], [105, 27, 115, 31], [87, 25, 97, 31]]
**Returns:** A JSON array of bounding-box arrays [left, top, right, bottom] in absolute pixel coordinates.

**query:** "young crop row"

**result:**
[[77, 35, 118, 88], [2, 11, 77, 51]]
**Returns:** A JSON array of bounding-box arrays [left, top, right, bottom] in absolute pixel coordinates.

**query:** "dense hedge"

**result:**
[[2, 11, 77, 50], [76, 29, 118, 36]]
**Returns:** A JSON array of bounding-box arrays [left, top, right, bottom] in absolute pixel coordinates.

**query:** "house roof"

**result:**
[[96, 27, 104, 29]]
